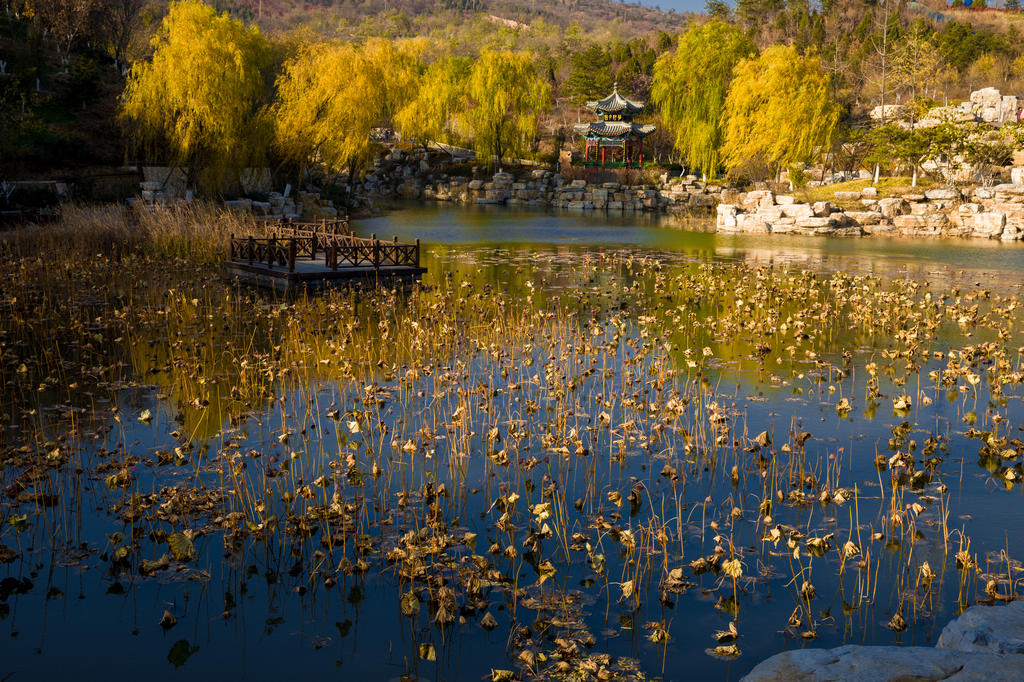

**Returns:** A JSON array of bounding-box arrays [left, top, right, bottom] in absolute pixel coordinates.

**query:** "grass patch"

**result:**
[[799, 176, 938, 206]]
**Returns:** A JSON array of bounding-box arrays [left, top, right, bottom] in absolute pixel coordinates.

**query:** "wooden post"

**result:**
[[311, 233, 317, 260], [267, 236, 275, 268], [329, 243, 337, 271], [372, 233, 379, 270], [248, 236, 254, 265], [288, 238, 296, 272], [229, 233, 235, 260], [415, 238, 420, 268]]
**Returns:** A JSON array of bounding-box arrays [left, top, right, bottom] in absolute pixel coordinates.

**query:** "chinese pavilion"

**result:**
[[572, 84, 655, 168]]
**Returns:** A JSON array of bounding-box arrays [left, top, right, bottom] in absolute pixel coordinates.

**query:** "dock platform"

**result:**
[[225, 221, 425, 293]]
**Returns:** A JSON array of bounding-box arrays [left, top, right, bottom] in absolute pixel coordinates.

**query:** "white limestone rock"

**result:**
[[878, 198, 910, 219], [741, 645, 1024, 682], [925, 188, 960, 201], [937, 602, 1024, 655], [833, 190, 862, 202], [781, 203, 815, 219]]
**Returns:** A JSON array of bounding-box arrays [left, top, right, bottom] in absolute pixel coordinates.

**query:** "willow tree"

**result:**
[[120, 0, 273, 192], [651, 21, 754, 180], [462, 50, 551, 167], [394, 56, 471, 148], [273, 38, 423, 180], [722, 45, 841, 177]]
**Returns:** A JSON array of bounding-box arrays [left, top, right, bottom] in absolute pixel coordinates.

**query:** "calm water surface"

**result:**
[[2, 204, 1024, 682]]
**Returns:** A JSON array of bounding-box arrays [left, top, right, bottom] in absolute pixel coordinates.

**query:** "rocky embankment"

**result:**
[[416, 171, 722, 214], [743, 601, 1024, 681], [360, 149, 725, 214], [718, 182, 1024, 239]]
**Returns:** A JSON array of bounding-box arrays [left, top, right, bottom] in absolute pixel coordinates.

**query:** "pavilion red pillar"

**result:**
[[601, 146, 605, 167]]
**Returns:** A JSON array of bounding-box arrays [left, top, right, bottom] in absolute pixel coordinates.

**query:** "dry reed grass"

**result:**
[[0, 202, 265, 263]]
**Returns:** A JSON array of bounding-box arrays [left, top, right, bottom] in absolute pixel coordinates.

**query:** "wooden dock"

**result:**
[[225, 220, 425, 292]]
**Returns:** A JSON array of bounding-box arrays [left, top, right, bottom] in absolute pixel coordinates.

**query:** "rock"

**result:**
[[938, 602, 1024, 655], [833, 191, 862, 202], [832, 226, 864, 237], [776, 195, 796, 206], [756, 206, 784, 221], [717, 204, 738, 229], [878, 198, 910, 219], [971, 87, 1003, 109], [869, 104, 905, 120], [972, 212, 1006, 238], [781, 203, 814, 219], [1012, 169, 1024, 185], [925, 188, 960, 201], [224, 199, 252, 212], [845, 211, 882, 226], [398, 181, 422, 200], [736, 213, 770, 232], [796, 216, 835, 228], [812, 201, 833, 217], [862, 186, 878, 198], [741, 190, 775, 210], [894, 214, 927, 230], [570, 179, 587, 189], [468, 179, 484, 190], [902, 193, 926, 202], [741, 645, 1024, 682]]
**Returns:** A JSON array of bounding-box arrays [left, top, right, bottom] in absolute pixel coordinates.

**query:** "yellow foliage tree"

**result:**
[[462, 50, 550, 166], [722, 45, 841, 176], [651, 21, 755, 179], [273, 38, 423, 179], [120, 0, 273, 193], [394, 56, 471, 148]]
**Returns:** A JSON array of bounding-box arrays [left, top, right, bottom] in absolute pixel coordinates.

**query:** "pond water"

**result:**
[[2, 204, 1024, 682]]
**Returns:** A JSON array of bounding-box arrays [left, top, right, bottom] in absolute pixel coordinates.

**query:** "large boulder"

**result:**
[[741, 645, 1024, 681], [938, 602, 1024, 655], [741, 190, 775, 210], [869, 104, 905, 120], [925, 188, 961, 201], [717, 204, 738, 229], [971, 212, 1007, 238], [971, 87, 1003, 109], [878, 197, 910, 219], [744, 601, 1024, 682]]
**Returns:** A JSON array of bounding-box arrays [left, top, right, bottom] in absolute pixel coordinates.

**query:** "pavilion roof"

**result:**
[[586, 85, 644, 114], [573, 121, 655, 138]]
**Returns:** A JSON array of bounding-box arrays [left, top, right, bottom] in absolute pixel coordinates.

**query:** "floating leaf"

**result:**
[[400, 590, 419, 617], [168, 532, 195, 562], [167, 640, 198, 668]]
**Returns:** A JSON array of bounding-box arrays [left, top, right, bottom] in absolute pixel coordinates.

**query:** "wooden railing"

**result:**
[[229, 231, 420, 274], [265, 216, 351, 240]]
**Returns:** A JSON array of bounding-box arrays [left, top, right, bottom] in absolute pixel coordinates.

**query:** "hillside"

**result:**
[[223, 0, 692, 37]]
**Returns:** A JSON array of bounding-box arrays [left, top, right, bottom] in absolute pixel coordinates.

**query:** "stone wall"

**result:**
[[416, 171, 723, 213], [717, 184, 1024, 240]]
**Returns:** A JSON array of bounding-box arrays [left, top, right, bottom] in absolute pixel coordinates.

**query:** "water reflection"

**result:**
[[2, 207, 1024, 682]]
